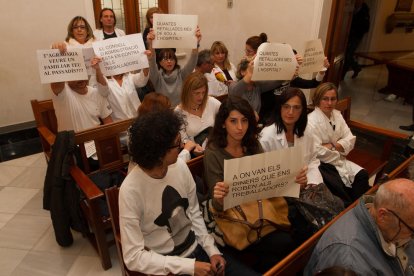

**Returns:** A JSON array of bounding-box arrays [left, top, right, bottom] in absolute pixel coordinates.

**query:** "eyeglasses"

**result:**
[[282, 104, 302, 112], [161, 57, 175, 62], [321, 96, 337, 102], [72, 25, 86, 30], [386, 208, 414, 236]]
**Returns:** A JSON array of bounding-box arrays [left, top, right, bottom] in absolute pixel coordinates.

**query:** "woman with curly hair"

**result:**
[[204, 96, 297, 273]]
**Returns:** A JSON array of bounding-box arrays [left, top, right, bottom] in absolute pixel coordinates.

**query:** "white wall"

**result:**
[[1, 0, 328, 128], [0, 0, 94, 128], [170, 0, 325, 64]]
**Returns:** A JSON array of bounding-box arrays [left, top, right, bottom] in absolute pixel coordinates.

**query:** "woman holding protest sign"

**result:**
[[259, 87, 343, 240], [146, 27, 201, 107], [203, 96, 300, 273]]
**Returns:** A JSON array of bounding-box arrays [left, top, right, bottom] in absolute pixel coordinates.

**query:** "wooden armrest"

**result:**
[[349, 120, 409, 140], [38, 126, 56, 145], [70, 165, 104, 200]]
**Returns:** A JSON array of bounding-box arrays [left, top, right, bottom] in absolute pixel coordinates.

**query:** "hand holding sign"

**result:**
[[152, 14, 198, 49]]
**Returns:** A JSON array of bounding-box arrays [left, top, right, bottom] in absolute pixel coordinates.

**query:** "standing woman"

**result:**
[[52, 16, 95, 51], [211, 41, 237, 85], [175, 72, 221, 154], [244, 33, 268, 60], [204, 96, 299, 273], [142, 7, 163, 49], [307, 82, 369, 205], [146, 28, 202, 107]]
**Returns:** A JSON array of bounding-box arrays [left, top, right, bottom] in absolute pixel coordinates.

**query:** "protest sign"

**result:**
[[37, 48, 88, 84], [252, 43, 297, 81], [152, 14, 198, 49], [223, 146, 303, 210], [93, 34, 148, 76], [82, 47, 95, 75], [298, 39, 325, 75]]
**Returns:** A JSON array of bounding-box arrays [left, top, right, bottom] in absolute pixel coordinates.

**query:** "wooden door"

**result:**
[[92, 0, 168, 34], [325, 0, 356, 85]]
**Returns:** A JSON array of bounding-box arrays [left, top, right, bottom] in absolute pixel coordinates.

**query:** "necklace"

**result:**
[[190, 105, 201, 111]]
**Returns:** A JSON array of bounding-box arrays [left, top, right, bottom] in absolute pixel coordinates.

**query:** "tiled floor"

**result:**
[[0, 64, 412, 276], [0, 153, 121, 276]]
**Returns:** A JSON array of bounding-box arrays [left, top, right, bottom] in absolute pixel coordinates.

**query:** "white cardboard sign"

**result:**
[[298, 39, 325, 75]]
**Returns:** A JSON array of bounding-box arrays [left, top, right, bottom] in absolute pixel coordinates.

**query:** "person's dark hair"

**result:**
[[274, 87, 307, 137], [197, 49, 211, 67], [208, 96, 261, 154], [66, 16, 94, 42], [236, 58, 250, 79], [156, 48, 180, 71], [129, 109, 183, 169], [246, 33, 268, 52], [99, 8, 117, 29], [138, 92, 171, 116], [314, 266, 357, 276]]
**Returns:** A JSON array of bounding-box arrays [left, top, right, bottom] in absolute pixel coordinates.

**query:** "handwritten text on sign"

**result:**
[[93, 34, 148, 76], [223, 146, 303, 210], [298, 39, 325, 75], [37, 49, 87, 84], [152, 14, 198, 49], [252, 43, 297, 81]]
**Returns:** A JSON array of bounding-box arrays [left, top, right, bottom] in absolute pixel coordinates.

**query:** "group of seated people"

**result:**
[[47, 8, 414, 276]]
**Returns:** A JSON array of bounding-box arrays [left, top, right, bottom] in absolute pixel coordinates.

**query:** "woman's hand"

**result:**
[[194, 261, 213, 276], [195, 26, 202, 43], [296, 166, 308, 189], [213, 182, 229, 206], [91, 56, 102, 69], [193, 144, 204, 156], [210, 254, 226, 276], [51, 42, 67, 54]]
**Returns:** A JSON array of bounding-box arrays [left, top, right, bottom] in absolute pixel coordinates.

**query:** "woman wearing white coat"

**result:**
[[259, 87, 323, 187], [307, 82, 369, 205]]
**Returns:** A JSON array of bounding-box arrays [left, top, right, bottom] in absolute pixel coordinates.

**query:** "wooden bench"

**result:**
[[31, 98, 135, 270]]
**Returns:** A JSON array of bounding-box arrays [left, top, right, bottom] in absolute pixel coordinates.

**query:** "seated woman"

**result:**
[[103, 69, 149, 121], [307, 82, 370, 206], [146, 28, 201, 107], [211, 41, 237, 86], [175, 72, 221, 155], [259, 87, 322, 188], [204, 96, 302, 273]]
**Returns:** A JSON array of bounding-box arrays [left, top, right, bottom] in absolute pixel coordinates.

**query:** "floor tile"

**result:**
[[0, 187, 38, 214], [0, 153, 44, 168], [19, 190, 49, 217], [0, 214, 50, 250], [0, 166, 26, 187], [0, 248, 28, 276], [68, 247, 121, 276], [10, 250, 77, 276], [0, 213, 15, 229], [8, 166, 46, 189]]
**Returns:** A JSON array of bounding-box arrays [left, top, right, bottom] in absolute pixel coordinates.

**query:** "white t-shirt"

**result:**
[[119, 158, 220, 275], [105, 72, 148, 121], [175, 96, 221, 142], [52, 83, 112, 132]]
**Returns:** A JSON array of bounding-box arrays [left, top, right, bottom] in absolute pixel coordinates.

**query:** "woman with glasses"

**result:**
[[244, 33, 268, 60], [210, 41, 237, 86], [259, 87, 322, 189], [308, 82, 369, 205], [52, 16, 95, 51], [175, 72, 221, 156], [146, 28, 202, 107]]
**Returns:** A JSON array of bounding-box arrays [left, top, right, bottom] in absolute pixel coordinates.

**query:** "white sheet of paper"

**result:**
[[93, 34, 148, 76], [252, 43, 297, 81], [298, 39, 325, 75], [84, 140, 97, 158], [152, 14, 198, 49], [82, 47, 95, 75], [37, 48, 88, 84], [223, 146, 303, 210]]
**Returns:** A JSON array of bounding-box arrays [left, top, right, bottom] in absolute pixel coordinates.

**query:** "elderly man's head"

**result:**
[[372, 178, 414, 244]]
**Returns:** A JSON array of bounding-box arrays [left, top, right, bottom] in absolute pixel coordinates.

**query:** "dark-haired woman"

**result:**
[[146, 28, 201, 107], [244, 32, 268, 59], [204, 96, 299, 273], [259, 87, 322, 187]]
